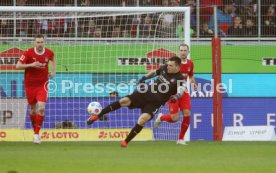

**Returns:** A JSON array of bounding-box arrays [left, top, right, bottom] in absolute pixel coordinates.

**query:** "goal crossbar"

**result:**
[[0, 6, 190, 13]]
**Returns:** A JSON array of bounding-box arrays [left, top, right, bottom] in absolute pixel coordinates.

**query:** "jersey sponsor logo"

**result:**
[[0, 48, 24, 70]]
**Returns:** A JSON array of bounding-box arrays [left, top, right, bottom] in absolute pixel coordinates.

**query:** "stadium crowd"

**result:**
[[0, 0, 275, 38]]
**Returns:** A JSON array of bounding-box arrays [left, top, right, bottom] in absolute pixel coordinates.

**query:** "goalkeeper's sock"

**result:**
[[30, 114, 36, 130], [125, 124, 143, 143], [98, 101, 121, 119], [34, 114, 45, 135], [160, 114, 174, 123], [178, 116, 190, 140]]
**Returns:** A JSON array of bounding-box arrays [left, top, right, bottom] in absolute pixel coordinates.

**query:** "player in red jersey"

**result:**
[[154, 43, 197, 145], [16, 34, 56, 144]]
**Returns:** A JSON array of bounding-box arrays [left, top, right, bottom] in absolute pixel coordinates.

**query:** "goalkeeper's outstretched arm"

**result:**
[[138, 69, 158, 83]]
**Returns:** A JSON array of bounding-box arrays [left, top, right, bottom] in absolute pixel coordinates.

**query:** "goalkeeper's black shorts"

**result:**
[[126, 91, 162, 119]]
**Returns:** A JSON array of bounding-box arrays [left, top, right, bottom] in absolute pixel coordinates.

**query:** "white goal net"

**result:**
[[0, 7, 190, 142]]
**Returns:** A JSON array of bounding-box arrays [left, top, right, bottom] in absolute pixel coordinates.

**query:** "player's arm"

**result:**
[[170, 81, 187, 103], [189, 75, 198, 91], [16, 52, 42, 70], [48, 58, 56, 79], [138, 65, 164, 84], [16, 60, 42, 69], [138, 70, 156, 83], [189, 61, 198, 91]]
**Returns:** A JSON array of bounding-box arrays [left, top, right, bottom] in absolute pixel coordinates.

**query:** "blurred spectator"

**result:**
[[170, 0, 180, 6], [87, 19, 96, 37], [122, 29, 130, 37], [41, 18, 48, 35], [228, 16, 245, 36], [112, 26, 122, 37], [262, 5, 276, 36], [141, 0, 153, 6], [200, 22, 214, 37], [0, 0, 13, 5], [3, 0, 276, 38], [175, 15, 194, 38], [16, 0, 27, 5], [244, 2, 258, 17], [181, 0, 197, 30], [16, 0, 28, 36], [140, 15, 154, 37], [209, 0, 234, 35], [163, 0, 169, 6], [159, 12, 175, 38], [94, 27, 102, 37], [0, 20, 9, 37], [120, 16, 133, 35], [200, 0, 223, 22], [106, 16, 122, 37], [80, 0, 90, 6], [244, 17, 257, 36]]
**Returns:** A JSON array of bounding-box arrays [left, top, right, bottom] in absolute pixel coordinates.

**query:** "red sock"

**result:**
[[160, 114, 174, 123], [178, 116, 190, 140], [30, 115, 36, 130], [34, 114, 45, 135]]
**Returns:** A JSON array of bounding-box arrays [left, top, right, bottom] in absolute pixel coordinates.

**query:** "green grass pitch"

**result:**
[[0, 141, 275, 173]]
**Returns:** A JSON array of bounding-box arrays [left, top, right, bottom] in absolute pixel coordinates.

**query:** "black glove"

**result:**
[[138, 76, 147, 84], [169, 94, 181, 103], [137, 76, 147, 92]]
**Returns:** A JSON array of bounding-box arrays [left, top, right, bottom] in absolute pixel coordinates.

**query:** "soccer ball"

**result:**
[[87, 102, 102, 115]]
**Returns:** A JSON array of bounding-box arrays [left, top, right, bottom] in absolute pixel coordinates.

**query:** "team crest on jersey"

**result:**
[[188, 67, 191, 72], [45, 57, 48, 62], [32, 57, 36, 61]]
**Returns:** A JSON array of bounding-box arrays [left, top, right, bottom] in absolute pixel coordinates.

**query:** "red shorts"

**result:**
[[25, 86, 48, 106], [168, 92, 191, 114]]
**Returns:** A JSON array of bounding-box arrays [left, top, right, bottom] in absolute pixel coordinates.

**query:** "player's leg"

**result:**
[[87, 96, 131, 125], [32, 87, 47, 144], [154, 100, 180, 128], [177, 93, 191, 145], [29, 104, 37, 130], [34, 101, 46, 135], [121, 103, 159, 147], [25, 87, 37, 132], [121, 112, 151, 147]]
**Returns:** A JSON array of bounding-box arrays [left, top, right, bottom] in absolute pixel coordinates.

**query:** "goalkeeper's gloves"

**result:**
[[137, 76, 147, 91], [138, 76, 147, 84], [169, 93, 181, 103]]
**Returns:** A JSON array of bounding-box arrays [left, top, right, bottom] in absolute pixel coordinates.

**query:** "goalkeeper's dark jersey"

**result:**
[[145, 65, 185, 105]]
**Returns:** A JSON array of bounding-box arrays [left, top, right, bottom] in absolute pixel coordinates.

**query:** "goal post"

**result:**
[[0, 6, 191, 142], [212, 6, 223, 141]]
